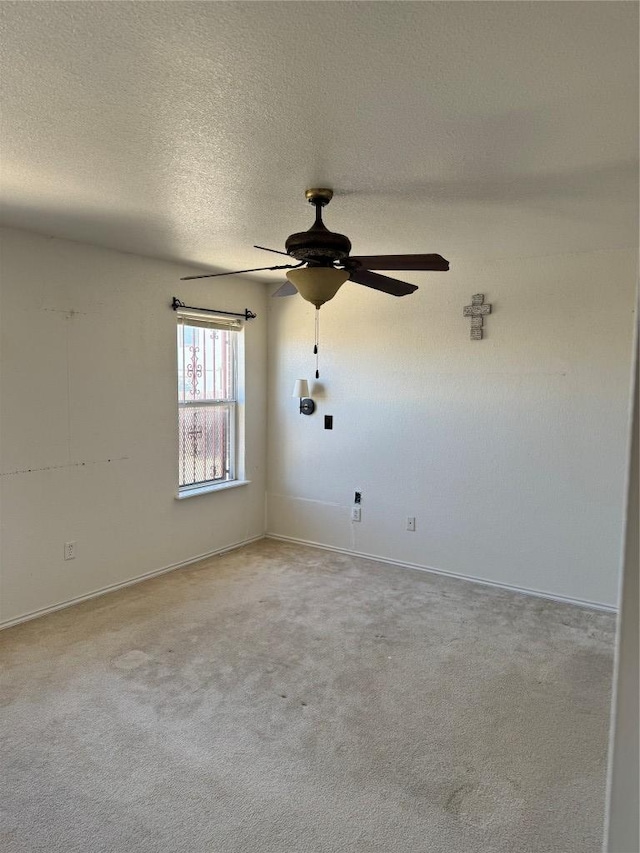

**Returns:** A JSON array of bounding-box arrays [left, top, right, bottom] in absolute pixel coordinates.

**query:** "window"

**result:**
[[176, 310, 242, 495]]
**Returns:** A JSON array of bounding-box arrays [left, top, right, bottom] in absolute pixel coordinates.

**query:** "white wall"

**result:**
[[0, 227, 267, 625], [267, 248, 637, 607]]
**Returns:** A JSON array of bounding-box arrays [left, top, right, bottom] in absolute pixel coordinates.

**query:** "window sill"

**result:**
[[176, 480, 251, 500]]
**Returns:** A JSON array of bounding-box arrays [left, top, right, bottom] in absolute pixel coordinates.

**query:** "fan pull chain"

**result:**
[[314, 308, 320, 379]]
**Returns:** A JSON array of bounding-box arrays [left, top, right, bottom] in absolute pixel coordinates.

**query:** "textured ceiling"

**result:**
[[1, 1, 638, 280]]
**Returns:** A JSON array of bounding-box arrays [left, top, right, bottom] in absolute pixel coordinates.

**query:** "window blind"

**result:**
[[176, 308, 242, 331]]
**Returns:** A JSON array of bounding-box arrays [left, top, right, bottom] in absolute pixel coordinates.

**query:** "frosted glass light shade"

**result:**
[[285, 267, 349, 308], [292, 379, 309, 399]]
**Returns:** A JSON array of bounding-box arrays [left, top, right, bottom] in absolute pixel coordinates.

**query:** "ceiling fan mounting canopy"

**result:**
[[304, 188, 334, 205]]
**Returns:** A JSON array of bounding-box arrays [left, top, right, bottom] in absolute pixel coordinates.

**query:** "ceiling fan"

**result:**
[[181, 188, 449, 308]]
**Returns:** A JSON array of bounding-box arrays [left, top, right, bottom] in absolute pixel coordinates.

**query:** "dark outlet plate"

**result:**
[[324, 415, 333, 430]]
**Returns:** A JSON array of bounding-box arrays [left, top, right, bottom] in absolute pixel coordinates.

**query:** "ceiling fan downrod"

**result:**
[[285, 188, 352, 266]]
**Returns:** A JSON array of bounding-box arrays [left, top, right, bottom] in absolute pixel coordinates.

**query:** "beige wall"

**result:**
[[0, 228, 268, 625], [267, 248, 637, 607], [604, 320, 639, 852], [1, 227, 636, 622]]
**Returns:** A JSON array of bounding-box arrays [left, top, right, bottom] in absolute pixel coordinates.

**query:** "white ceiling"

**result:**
[[1, 1, 637, 281]]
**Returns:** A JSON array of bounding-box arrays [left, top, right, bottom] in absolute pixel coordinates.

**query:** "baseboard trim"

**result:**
[[265, 533, 618, 613], [0, 534, 266, 630], [3, 532, 616, 629]]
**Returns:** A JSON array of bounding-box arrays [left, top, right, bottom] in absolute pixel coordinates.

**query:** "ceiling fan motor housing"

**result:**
[[285, 228, 352, 264]]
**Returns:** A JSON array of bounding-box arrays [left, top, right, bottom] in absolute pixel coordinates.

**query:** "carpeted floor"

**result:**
[[1, 539, 616, 853]]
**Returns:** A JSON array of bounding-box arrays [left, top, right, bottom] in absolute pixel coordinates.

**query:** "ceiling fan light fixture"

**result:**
[[285, 267, 350, 309]]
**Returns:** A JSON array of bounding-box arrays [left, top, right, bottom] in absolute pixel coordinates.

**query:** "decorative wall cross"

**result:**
[[463, 294, 492, 340]]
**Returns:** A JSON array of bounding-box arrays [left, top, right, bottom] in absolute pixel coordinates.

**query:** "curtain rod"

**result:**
[[171, 297, 256, 320]]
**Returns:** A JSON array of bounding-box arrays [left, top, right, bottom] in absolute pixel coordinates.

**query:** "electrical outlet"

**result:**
[[351, 506, 361, 522], [64, 541, 76, 560], [354, 491, 362, 504], [406, 517, 416, 532]]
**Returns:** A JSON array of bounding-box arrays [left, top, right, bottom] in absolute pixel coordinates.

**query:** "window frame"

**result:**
[[176, 311, 246, 498]]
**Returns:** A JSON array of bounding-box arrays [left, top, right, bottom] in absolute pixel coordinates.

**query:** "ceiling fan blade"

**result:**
[[180, 263, 298, 281], [348, 269, 418, 297], [254, 245, 291, 257], [349, 253, 449, 271], [272, 281, 298, 298]]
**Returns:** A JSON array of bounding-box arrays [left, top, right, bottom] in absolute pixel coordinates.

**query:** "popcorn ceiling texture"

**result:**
[[1, 540, 615, 853], [0, 2, 637, 273]]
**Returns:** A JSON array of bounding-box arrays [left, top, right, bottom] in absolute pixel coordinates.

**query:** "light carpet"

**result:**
[[1, 539, 616, 852]]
